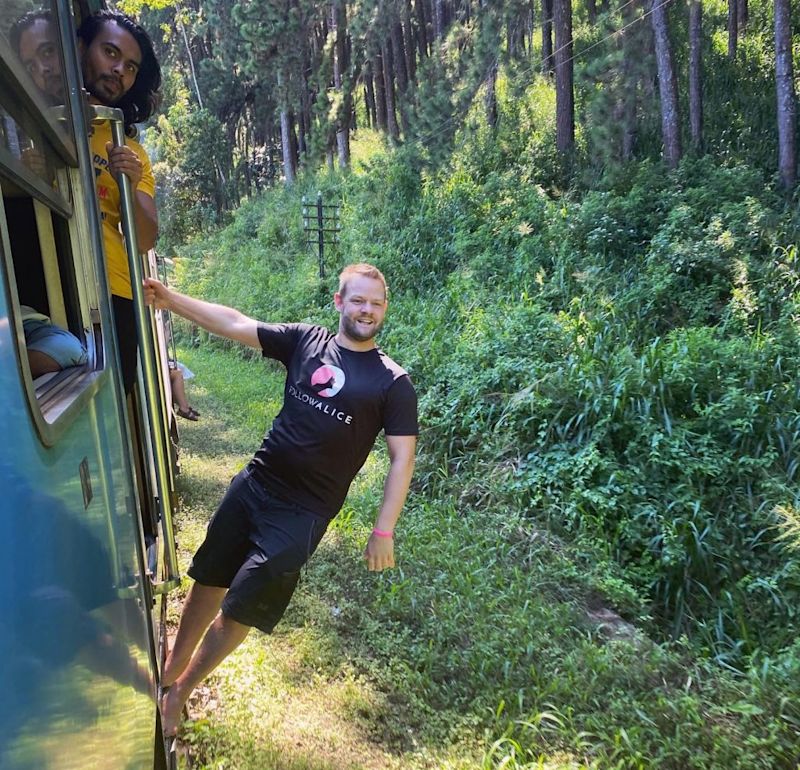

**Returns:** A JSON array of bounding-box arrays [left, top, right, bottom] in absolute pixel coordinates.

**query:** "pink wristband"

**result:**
[[372, 527, 394, 538]]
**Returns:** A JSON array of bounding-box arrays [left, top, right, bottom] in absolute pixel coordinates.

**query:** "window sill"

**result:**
[[33, 364, 106, 435]]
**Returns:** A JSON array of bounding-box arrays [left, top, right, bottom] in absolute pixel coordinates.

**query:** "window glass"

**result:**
[[0, 1, 75, 150], [2, 184, 95, 406], [0, 3, 102, 435], [0, 106, 68, 203]]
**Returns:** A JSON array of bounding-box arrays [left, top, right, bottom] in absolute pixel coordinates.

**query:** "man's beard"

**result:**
[[341, 314, 382, 342], [87, 74, 124, 104]]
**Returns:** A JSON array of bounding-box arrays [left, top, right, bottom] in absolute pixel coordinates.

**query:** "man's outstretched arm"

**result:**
[[143, 277, 261, 348], [365, 434, 417, 572]]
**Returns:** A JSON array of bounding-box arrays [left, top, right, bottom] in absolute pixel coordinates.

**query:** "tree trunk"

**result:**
[[485, 62, 498, 128], [527, 0, 535, 52], [391, 18, 412, 133], [507, 5, 527, 59], [374, 52, 388, 131], [332, 0, 351, 168], [300, 76, 313, 160], [553, 0, 574, 152], [403, 0, 416, 83], [416, 0, 430, 59], [381, 40, 400, 141], [587, 0, 597, 23], [243, 127, 252, 197], [297, 108, 307, 156], [280, 110, 295, 186], [650, 0, 681, 168], [289, 114, 299, 172], [335, 118, 350, 173], [738, 0, 748, 31], [542, 0, 554, 74], [619, 0, 639, 160], [179, 20, 204, 109], [727, 0, 738, 59], [391, 21, 409, 94], [434, 0, 445, 40], [688, 0, 703, 149], [775, 0, 796, 188], [364, 62, 377, 128], [336, 126, 350, 168]]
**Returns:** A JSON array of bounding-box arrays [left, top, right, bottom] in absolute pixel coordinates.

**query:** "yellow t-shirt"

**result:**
[[90, 121, 155, 299]]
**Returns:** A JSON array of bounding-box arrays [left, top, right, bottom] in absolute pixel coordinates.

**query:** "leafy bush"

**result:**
[[340, 137, 800, 661], [171, 98, 800, 766]]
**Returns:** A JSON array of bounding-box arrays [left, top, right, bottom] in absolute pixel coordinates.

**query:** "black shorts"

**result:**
[[188, 467, 328, 633]]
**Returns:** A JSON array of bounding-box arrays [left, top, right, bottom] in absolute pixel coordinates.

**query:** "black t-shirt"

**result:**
[[249, 323, 418, 519]]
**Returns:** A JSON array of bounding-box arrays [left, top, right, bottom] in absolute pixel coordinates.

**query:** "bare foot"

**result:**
[[161, 685, 185, 737]]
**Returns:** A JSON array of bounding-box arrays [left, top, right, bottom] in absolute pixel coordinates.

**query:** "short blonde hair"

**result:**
[[338, 263, 388, 299]]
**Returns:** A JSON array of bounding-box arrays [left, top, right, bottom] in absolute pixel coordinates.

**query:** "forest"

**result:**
[[121, 0, 800, 767]]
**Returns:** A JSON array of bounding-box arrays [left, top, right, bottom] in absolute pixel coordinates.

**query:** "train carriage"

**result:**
[[0, 0, 179, 767]]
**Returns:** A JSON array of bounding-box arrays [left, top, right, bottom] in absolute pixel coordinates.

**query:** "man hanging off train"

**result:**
[[143, 263, 418, 737]]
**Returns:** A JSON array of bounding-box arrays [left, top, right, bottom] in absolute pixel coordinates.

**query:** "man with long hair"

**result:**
[[77, 9, 161, 393]]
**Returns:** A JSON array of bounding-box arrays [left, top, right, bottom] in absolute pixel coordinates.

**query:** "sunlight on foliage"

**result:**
[[774, 504, 800, 552], [160, 10, 800, 763]]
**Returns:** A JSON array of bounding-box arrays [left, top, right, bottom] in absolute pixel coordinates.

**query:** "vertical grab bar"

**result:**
[[94, 105, 180, 596]]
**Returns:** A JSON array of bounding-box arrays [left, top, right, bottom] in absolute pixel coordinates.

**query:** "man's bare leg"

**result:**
[[162, 582, 227, 687], [27, 350, 61, 378], [161, 611, 251, 736]]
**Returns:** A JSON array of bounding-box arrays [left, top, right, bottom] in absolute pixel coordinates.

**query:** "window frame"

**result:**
[[0, 6, 77, 167], [0, 185, 107, 445], [0, 1, 111, 447]]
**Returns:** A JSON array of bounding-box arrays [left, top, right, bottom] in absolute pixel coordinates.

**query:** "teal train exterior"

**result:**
[[0, 1, 179, 767]]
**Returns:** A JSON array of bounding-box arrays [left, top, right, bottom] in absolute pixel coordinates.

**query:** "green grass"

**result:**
[[168, 341, 800, 770], [162, 115, 800, 767], [170, 344, 491, 769]]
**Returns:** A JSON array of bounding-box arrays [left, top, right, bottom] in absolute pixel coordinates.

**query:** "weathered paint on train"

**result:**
[[0, 1, 174, 767], [0, 285, 162, 767]]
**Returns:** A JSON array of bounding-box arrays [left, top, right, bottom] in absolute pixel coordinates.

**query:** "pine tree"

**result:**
[[775, 0, 796, 188], [650, 0, 681, 168]]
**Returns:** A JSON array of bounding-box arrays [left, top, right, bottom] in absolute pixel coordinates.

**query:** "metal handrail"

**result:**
[[93, 105, 180, 596]]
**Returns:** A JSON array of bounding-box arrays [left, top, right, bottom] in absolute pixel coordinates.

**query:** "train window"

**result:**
[[0, 176, 104, 423], [0, 2, 105, 437], [0, 105, 70, 209], [0, 1, 75, 154]]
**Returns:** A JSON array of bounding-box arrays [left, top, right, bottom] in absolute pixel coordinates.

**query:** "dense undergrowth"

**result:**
[[170, 88, 800, 766]]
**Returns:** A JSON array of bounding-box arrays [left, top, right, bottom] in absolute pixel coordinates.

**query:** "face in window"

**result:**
[[17, 17, 63, 102], [80, 21, 142, 106]]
